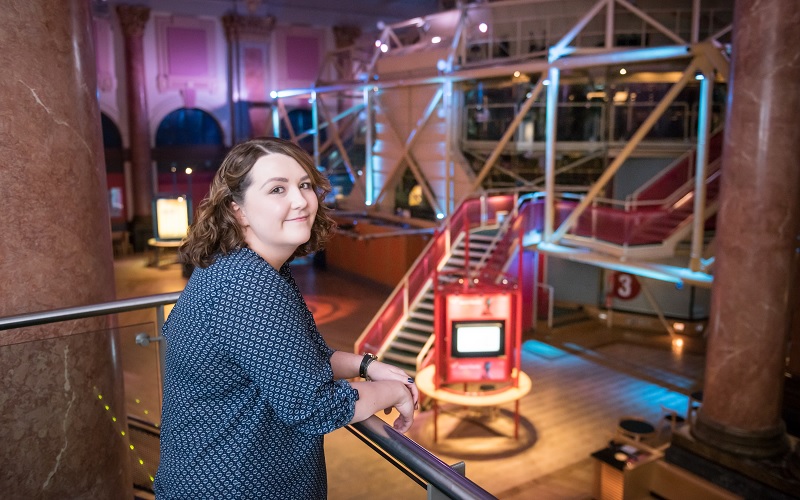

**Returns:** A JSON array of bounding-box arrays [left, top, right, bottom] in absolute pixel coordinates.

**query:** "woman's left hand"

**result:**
[[366, 361, 419, 409]]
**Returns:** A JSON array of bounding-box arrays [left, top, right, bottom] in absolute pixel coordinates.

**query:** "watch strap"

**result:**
[[359, 353, 378, 380]]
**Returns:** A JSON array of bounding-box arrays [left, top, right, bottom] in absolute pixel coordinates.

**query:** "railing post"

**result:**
[[427, 461, 466, 499], [690, 62, 713, 272], [156, 304, 167, 404]]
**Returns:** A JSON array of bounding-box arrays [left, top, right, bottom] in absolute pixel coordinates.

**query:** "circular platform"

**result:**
[[415, 365, 532, 406]]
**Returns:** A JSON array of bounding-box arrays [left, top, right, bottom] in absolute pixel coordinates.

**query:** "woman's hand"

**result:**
[[388, 384, 416, 432], [349, 380, 416, 433], [366, 361, 419, 410]]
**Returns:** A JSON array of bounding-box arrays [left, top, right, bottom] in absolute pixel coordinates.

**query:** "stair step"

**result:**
[[454, 244, 492, 251], [416, 301, 434, 311], [391, 339, 424, 352], [383, 350, 418, 366], [469, 233, 498, 241], [382, 358, 417, 376], [410, 310, 434, 322], [402, 321, 433, 334], [397, 331, 431, 343]]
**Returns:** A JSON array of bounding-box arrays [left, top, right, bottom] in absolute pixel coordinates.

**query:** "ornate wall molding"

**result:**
[[222, 13, 276, 41]]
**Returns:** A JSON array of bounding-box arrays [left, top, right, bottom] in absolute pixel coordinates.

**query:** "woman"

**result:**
[[154, 137, 418, 499]]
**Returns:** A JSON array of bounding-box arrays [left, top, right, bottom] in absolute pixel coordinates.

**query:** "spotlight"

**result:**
[[479, 23, 488, 33], [269, 90, 278, 99], [380, 43, 389, 53], [431, 36, 441, 44], [619, 68, 627, 75], [375, 40, 382, 47]]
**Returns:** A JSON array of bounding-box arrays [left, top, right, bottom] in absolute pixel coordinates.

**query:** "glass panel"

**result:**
[[326, 425, 422, 499], [118, 323, 163, 427]]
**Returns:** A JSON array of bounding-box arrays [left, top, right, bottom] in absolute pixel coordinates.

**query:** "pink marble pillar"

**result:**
[[117, 5, 154, 248], [0, 0, 129, 497], [693, 0, 800, 458]]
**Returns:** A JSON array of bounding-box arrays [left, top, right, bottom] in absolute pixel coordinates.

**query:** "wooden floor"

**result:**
[[114, 253, 706, 500]]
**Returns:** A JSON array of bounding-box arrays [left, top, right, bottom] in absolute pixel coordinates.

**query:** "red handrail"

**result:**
[[354, 194, 516, 355]]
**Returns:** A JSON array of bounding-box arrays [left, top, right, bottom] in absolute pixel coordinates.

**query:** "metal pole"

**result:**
[[543, 67, 560, 240], [444, 79, 453, 216], [690, 63, 712, 271], [272, 102, 280, 137], [364, 87, 374, 206], [311, 90, 320, 167], [691, 0, 701, 44]]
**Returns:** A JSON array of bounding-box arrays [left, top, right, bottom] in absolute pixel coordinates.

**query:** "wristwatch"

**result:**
[[359, 353, 378, 381]]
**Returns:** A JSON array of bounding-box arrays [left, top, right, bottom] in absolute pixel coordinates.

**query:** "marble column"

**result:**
[[0, 0, 129, 497], [117, 5, 153, 250], [692, 0, 800, 458]]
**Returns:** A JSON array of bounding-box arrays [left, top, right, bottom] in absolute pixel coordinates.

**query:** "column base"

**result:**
[[667, 426, 799, 499], [788, 441, 800, 481], [692, 410, 790, 459]]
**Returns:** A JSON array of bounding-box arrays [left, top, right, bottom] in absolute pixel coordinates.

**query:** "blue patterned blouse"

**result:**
[[154, 247, 359, 499]]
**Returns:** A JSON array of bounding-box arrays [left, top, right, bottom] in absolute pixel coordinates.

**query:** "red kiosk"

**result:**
[[416, 274, 531, 441]]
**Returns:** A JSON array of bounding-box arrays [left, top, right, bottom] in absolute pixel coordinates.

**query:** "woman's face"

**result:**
[[231, 153, 318, 269]]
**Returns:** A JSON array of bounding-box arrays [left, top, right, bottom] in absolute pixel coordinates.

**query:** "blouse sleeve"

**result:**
[[281, 266, 336, 360], [210, 265, 358, 435]]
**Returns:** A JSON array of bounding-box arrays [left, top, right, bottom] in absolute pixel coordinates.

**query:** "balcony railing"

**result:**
[[0, 296, 496, 499]]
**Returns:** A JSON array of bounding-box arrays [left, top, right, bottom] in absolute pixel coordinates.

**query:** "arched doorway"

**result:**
[[153, 108, 226, 207]]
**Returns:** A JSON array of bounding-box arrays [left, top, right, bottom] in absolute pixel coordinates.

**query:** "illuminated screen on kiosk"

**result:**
[[451, 320, 505, 358]]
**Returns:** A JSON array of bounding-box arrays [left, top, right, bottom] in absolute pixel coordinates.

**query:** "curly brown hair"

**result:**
[[180, 137, 336, 268]]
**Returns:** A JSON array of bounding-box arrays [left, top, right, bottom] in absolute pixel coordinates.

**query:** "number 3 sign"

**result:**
[[611, 272, 641, 300]]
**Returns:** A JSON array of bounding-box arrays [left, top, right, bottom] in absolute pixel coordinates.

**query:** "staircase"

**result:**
[[628, 167, 721, 245], [381, 228, 503, 375]]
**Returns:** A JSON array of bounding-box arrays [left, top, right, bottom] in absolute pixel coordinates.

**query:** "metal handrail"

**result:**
[[350, 416, 497, 499], [0, 294, 496, 499], [0, 292, 181, 332]]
